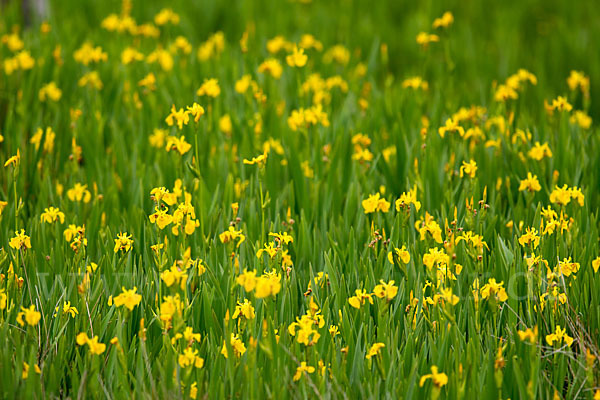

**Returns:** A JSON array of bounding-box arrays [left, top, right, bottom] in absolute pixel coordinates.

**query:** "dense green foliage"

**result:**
[[1, 0, 599, 398]]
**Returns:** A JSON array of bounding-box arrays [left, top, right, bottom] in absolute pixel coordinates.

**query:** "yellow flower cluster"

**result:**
[[287, 104, 330, 131], [110, 287, 142, 310], [236, 269, 282, 298], [76, 332, 106, 355]]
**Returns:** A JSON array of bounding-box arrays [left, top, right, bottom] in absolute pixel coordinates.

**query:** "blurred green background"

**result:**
[[2, 0, 597, 117]]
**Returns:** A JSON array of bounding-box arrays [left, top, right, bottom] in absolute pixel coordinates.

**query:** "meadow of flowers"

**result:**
[[1, 0, 600, 398]]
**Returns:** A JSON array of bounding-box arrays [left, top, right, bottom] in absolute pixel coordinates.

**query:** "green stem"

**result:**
[[259, 174, 265, 244]]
